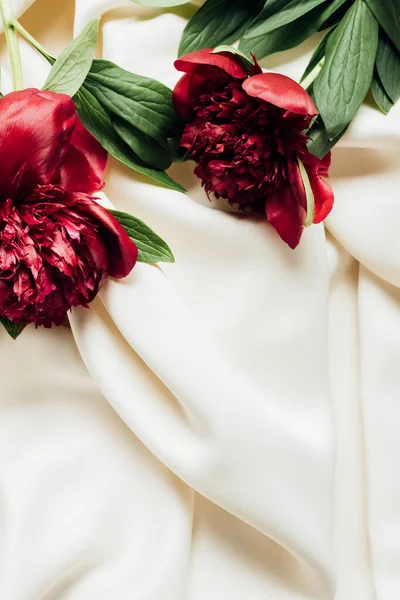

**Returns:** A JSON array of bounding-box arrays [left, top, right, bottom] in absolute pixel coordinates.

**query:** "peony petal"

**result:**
[[265, 160, 307, 249], [54, 118, 108, 194], [308, 170, 334, 224], [300, 151, 334, 223], [265, 189, 305, 249], [76, 198, 138, 278], [173, 72, 209, 120], [0, 89, 77, 200], [250, 53, 263, 75], [175, 48, 248, 79], [242, 73, 318, 116], [301, 149, 331, 177]]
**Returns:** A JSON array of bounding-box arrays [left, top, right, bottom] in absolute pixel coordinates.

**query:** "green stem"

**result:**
[[297, 157, 315, 227], [0, 0, 23, 90], [11, 19, 54, 64], [301, 57, 325, 91]]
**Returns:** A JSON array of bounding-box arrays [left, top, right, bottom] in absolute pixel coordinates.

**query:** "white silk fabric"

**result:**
[[0, 1, 399, 598]]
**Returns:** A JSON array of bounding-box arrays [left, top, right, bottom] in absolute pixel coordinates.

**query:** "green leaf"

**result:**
[[168, 137, 189, 163], [213, 45, 254, 74], [300, 28, 335, 83], [109, 210, 175, 263], [375, 33, 400, 103], [0, 316, 25, 340], [178, 0, 264, 56], [244, 0, 328, 39], [75, 86, 185, 193], [317, 0, 353, 31], [314, 0, 379, 140], [371, 70, 394, 114], [364, 0, 400, 52], [307, 118, 348, 159], [131, 0, 189, 6], [239, 0, 348, 58], [240, 15, 312, 57], [213, 45, 252, 64], [85, 59, 181, 142], [43, 19, 99, 96], [113, 117, 172, 171]]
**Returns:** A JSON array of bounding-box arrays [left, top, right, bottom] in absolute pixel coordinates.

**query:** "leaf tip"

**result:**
[[0, 316, 26, 340], [169, 180, 187, 194], [164, 250, 175, 263]]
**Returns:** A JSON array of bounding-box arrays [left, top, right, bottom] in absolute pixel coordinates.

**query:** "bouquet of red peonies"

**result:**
[[0, 16, 333, 339], [1, 0, 397, 338]]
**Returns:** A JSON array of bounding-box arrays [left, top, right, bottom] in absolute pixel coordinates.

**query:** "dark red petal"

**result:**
[[265, 188, 305, 249], [265, 161, 307, 249], [173, 72, 209, 120], [242, 73, 318, 116], [76, 198, 138, 278], [301, 149, 331, 177], [0, 89, 77, 199], [175, 48, 248, 79], [305, 166, 334, 224], [299, 150, 333, 223], [250, 53, 263, 75], [54, 119, 108, 194], [311, 175, 334, 224]]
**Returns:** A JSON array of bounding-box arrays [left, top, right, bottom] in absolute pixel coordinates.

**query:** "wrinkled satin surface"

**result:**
[[0, 1, 399, 599]]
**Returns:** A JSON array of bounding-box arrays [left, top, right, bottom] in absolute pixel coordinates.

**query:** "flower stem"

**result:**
[[297, 157, 315, 227], [301, 57, 325, 91], [0, 0, 23, 90], [11, 19, 54, 64]]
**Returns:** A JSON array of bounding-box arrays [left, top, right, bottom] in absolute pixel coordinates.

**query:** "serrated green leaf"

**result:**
[[371, 70, 394, 114], [113, 117, 172, 171], [314, 0, 378, 140], [301, 28, 335, 83], [244, 0, 328, 39], [0, 316, 25, 340], [132, 0, 189, 5], [364, 0, 400, 52], [43, 19, 99, 96], [75, 87, 185, 193], [307, 118, 348, 159], [109, 210, 175, 263], [375, 33, 400, 103], [85, 59, 180, 142], [178, 0, 264, 56], [239, 0, 348, 58]]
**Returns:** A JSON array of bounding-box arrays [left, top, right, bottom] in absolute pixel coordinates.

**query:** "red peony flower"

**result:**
[[0, 89, 138, 328], [173, 49, 334, 248]]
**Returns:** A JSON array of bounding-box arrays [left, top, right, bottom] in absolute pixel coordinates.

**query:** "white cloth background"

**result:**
[[0, 1, 399, 598]]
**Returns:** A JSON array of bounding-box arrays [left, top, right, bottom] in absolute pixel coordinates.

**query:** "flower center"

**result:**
[[181, 81, 312, 210], [0, 185, 105, 327]]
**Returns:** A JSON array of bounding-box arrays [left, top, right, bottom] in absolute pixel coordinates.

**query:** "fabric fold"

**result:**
[[0, 1, 399, 598], [70, 253, 335, 598]]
